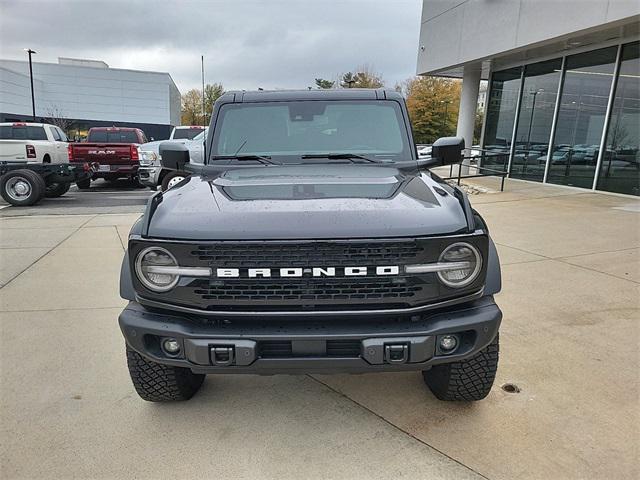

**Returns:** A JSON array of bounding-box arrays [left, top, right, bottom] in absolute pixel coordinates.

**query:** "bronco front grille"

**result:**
[[130, 236, 488, 312]]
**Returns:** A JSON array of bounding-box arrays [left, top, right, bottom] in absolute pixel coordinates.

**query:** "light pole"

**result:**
[[201, 55, 206, 126], [525, 88, 544, 150], [24, 48, 37, 121]]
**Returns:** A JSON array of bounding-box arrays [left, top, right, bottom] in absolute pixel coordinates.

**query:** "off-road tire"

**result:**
[[76, 178, 91, 190], [161, 171, 188, 191], [0, 169, 46, 206], [45, 182, 71, 198], [126, 346, 205, 402], [423, 333, 499, 401]]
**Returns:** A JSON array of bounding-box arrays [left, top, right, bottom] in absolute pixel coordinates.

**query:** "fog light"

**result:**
[[438, 334, 458, 353], [162, 338, 180, 355]]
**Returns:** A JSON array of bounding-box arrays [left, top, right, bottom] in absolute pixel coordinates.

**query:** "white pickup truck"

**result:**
[[0, 122, 69, 164], [169, 125, 205, 140]]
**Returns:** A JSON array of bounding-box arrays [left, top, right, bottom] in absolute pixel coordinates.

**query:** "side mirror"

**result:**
[[419, 136, 465, 168], [159, 142, 190, 170]]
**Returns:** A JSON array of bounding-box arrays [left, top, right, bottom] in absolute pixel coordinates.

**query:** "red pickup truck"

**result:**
[[69, 127, 148, 189]]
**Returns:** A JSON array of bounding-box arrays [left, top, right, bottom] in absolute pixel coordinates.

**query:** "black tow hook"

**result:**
[[211, 346, 235, 366], [384, 344, 409, 364]]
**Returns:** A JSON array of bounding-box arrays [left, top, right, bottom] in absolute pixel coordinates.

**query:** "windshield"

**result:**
[[0, 126, 47, 140], [192, 128, 208, 141], [211, 100, 411, 163], [88, 130, 138, 143], [173, 127, 204, 140]]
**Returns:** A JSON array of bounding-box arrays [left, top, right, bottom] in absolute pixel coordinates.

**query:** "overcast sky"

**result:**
[[0, 0, 422, 93]]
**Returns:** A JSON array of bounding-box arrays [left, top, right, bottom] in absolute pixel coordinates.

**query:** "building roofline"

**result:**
[[0, 57, 174, 78]]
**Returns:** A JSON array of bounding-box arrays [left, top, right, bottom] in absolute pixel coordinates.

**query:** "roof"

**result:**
[[89, 127, 141, 131], [0, 122, 55, 128], [222, 89, 404, 103]]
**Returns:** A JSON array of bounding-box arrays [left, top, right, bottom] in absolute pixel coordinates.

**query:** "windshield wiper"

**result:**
[[301, 153, 380, 163], [210, 154, 278, 165]]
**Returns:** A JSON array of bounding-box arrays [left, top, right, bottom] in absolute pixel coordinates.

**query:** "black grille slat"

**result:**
[[193, 276, 422, 303], [326, 340, 361, 357], [258, 341, 292, 358], [258, 340, 361, 358], [191, 241, 422, 268]]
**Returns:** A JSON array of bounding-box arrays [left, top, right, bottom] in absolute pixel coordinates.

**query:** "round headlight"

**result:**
[[437, 242, 482, 288], [135, 247, 179, 292]]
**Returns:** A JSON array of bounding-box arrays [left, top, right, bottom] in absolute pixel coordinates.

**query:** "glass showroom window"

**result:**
[[547, 46, 618, 189], [510, 59, 562, 182], [483, 67, 522, 168], [597, 41, 640, 196]]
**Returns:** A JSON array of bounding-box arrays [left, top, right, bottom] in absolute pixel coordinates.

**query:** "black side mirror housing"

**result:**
[[159, 142, 190, 170], [419, 136, 465, 168]]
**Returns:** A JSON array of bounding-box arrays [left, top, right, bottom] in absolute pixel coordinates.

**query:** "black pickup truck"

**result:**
[[119, 89, 502, 402]]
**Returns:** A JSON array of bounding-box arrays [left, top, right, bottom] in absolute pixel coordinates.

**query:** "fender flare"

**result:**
[[119, 218, 143, 301], [485, 237, 502, 295]]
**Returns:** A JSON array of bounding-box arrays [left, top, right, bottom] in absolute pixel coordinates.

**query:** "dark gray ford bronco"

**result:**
[[119, 89, 502, 402]]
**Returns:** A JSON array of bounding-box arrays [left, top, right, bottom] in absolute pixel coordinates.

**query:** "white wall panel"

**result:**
[[0, 59, 180, 126]]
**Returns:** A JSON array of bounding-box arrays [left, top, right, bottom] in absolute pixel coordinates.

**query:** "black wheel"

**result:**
[[161, 171, 189, 191], [126, 345, 205, 402], [45, 182, 71, 198], [423, 333, 499, 401], [130, 175, 145, 188], [76, 178, 91, 190], [0, 169, 46, 206]]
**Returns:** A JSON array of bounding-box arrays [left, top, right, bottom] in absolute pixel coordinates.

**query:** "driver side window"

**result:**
[[50, 127, 61, 141]]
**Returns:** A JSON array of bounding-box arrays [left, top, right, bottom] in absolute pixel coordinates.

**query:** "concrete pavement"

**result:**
[[1, 179, 638, 479], [0, 179, 154, 217]]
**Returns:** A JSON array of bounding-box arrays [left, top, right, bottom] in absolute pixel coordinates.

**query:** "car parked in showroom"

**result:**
[[138, 128, 207, 191], [119, 89, 502, 403]]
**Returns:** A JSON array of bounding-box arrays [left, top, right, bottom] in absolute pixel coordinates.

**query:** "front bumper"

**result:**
[[119, 297, 501, 374], [138, 166, 161, 187]]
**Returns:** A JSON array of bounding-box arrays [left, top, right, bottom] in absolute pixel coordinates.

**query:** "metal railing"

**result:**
[[418, 145, 510, 192], [446, 150, 509, 191]]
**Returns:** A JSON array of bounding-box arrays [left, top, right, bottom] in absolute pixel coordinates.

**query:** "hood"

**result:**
[[139, 138, 189, 153], [146, 165, 468, 240]]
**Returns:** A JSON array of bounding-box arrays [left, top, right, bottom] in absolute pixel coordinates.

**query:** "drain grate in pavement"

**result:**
[[501, 383, 521, 394]]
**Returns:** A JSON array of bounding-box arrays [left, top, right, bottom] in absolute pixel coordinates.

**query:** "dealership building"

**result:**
[[418, 0, 639, 196], [0, 57, 181, 140]]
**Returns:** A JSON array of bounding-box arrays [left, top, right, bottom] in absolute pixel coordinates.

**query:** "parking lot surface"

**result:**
[[1, 178, 638, 479], [0, 179, 154, 217]]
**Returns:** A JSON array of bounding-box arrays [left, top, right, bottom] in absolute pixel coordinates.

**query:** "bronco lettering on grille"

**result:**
[[215, 266, 400, 278]]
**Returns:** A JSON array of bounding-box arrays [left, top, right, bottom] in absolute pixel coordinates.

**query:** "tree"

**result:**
[[315, 78, 335, 89], [181, 89, 202, 125], [339, 65, 384, 89], [181, 83, 225, 125], [204, 83, 225, 123], [404, 76, 461, 144], [340, 72, 357, 88], [44, 105, 72, 134]]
